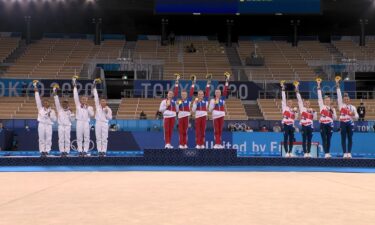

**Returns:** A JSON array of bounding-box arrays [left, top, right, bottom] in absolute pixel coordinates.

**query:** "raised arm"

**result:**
[[317, 87, 324, 111], [296, 91, 304, 112], [174, 82, 179, 98], [205, 84, 211, 100], [34, 90, 42, 111], [54, 95, 61, 113], [73, 86, 80, 108], [223, 81, 229, 98], [189, 84, 195, 98], [336, 85, 343, 110], [93, 86, 100, 110], [281, 89, 287, 112], [53, 86, 61, 112]]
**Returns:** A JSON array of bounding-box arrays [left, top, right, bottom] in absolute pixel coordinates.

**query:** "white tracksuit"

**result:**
[[74, 87, 94, 153], [93, 88, 112, 153], [54, 95, 75, 153], [35, 91, 56, 153]]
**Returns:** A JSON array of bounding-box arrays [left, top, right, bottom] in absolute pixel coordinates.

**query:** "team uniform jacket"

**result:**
[[317, 88, 337, 125], [281, 90, 297, 126], [337, 88, 358, 124], [54, 96, 74, 126], [296, 92, 317, 127], [93, 88, 113, 123], [35, 91, 56, 125], [192, 85, 211, 119], [209, 83, 228, 120], [159, 85, 179, 118], [73, 87, 94, 122]]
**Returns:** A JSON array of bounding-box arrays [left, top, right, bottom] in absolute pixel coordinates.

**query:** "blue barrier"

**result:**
[[3, 119, 375, 133], [233, 132, 375, 158], [6, 130, 232, 151], [2, 129, 375, 158]]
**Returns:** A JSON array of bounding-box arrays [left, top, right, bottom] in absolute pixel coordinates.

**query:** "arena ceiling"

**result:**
[[0, 0, 374, 40]]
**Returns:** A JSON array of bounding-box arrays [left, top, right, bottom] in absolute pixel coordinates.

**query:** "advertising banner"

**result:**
[[0, 79, 96, 97], [233, 132, 375, 158]]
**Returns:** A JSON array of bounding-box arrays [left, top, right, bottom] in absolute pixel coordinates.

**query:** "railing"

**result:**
[[121, 88, 241, 99], [258, 90, 375, 100]]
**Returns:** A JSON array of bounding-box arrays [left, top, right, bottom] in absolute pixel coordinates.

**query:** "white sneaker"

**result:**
[[306, 153, 312, 158], [289, 153, 294, 158], [218, 145, 224, 149], [179, 145, 184, 149], [184, 145, 188, 149], [347, 153, 352, 159], [166, 144, 174, 149], [343, 153, 348, 158], [195, 145, 201, 149], [200, 145, 205, 149], [325, 153, 331, 159], [285, 153, 290, 158], [213, 144, 219, 149], [165, 144, 169, 149], [304, 153, 309, 158]]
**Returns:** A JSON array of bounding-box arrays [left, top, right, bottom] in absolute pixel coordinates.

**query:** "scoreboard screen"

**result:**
[[155, 0, 321, 15]]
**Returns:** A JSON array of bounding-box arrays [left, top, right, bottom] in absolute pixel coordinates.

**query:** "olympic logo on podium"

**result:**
[[70, 139, 95, 151], [183, 149, 198, 157]]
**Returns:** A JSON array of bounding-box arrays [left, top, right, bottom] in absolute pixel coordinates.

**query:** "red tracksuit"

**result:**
[[210, 84, 228, 146], [193, 85, 211, 146], [177, 85, 195, 146], [159, 85, 179, 145]]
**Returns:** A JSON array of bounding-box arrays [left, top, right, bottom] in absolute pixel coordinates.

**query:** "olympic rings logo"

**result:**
[[70, 139, 95, 151], [183, 149, 198, 157]]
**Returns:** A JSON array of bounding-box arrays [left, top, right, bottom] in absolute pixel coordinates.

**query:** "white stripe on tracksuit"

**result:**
[[35, 91, 56, 153], [93, 88, 112, 153], [54, 95, 75, 153], [74, 87, 94, 152]]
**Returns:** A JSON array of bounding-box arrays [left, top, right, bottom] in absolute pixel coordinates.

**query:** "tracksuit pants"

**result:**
[[76, 120, 90, 153], [178, 116, 189, 146], [38, 123, 52, 153], [195, 116, 207, 147], [283, 124, 295, 153], [320, 123, 333, 154], [163, 117, 175, 145], [213, 117, 225, 145], [58, 125, 71, 153], [96, 121, 109, 153], [301, 125, 313, 154], [340, 122, 354, 154]]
